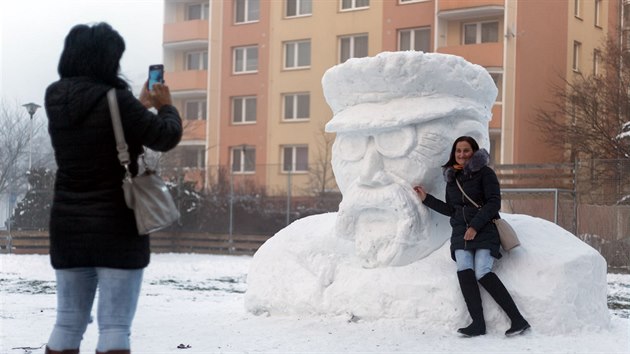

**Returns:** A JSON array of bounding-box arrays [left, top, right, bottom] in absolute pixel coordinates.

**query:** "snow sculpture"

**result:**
[[324, 51, 496, 267], [245, 52, 610, 334]]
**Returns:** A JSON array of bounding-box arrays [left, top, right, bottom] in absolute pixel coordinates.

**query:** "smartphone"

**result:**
[[148, 64, 164, 91]]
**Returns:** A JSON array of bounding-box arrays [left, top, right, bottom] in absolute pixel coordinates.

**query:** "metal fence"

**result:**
[[1, 160, 629, 268]]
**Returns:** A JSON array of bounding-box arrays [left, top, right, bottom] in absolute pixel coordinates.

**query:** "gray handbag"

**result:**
[[455, 178, 520, 251], [107, 88, 180, 235]]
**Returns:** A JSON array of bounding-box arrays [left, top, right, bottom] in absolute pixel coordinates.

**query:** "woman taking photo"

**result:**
[[44, 23, 182, 354], [414, 136, 530, 337]]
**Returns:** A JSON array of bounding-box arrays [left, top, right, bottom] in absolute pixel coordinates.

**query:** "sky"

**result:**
[[0, 0, 164, 110]]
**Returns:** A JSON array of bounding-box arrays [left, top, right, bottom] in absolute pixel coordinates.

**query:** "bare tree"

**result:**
[[0, 100, 48, 197], [536, 38, 630, 160], [306, 127, 337, 195]]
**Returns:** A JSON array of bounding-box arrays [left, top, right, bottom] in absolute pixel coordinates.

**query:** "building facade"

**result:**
[[162, 0, 620, 194]]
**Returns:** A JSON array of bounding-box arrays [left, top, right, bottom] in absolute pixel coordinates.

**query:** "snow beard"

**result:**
[[334, 174, 438, 268]]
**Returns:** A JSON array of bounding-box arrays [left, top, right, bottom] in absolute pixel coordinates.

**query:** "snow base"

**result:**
[[245, 213, 610, 334]]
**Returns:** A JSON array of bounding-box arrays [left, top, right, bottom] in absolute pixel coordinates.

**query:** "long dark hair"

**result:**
[[57, 22, 129, 90], [442, 136, 480, 168]]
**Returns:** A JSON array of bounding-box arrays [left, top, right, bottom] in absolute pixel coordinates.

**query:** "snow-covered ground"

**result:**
[[1, 253, 628, 354]]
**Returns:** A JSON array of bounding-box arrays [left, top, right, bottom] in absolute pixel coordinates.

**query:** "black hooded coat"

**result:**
[[422, 149, 502, 261], [45, 77, 182, 269]]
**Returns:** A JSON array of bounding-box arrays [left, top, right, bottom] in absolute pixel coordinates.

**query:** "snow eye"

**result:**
[[335, 133, 368, 161], [415, 132, 448, 159], [374, 126, 416, 158]]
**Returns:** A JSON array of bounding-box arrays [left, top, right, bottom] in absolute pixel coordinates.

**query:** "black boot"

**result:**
[[456, 269, 486, 337], [478, 272, 531, 336]]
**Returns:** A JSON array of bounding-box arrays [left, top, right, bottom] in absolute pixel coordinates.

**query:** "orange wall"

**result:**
[[382, 0, 434, 51], [220, 2, 271, 182], [514, 0, 568, 163]]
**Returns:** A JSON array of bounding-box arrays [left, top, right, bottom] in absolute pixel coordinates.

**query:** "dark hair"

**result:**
[[442, 136, 480, 168], [57, 22, 129, 90]]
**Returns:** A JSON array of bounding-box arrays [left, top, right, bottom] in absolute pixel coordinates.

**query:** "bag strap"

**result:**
[[107, 88, 131, 168], [455, 178, 481, 208]]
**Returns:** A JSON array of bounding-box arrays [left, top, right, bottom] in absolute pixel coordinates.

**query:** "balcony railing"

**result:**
[[165, 70, 208, 93], [164, 19, 209, 44]]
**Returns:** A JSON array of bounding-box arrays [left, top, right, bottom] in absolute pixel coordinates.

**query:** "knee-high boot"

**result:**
[[456, 269, 486, 337], [45, 347, 79, 354], [478, 272, 531, 336]]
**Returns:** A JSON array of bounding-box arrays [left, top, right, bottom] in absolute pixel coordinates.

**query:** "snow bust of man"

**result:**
[[323, 52, 497, 268]]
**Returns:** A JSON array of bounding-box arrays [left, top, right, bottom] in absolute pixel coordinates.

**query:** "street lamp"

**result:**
[[22, 102, 41, 171]]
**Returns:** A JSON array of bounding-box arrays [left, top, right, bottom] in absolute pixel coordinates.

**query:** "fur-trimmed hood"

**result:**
[[443, 148, 490, 182]]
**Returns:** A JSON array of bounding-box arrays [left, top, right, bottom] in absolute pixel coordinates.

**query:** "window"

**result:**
[[593, 49, 601, 75], [286, 0, 312, 17], [341, 0, 369, 10], [187, 3, 209, 20], [339, 34, 368, 63], [463, 21, 499, 45], [283, 93, 310, 120], [283, 146, 308, 172], [594, 0, 602, 27], [232, 96, 257, 123], [398, 27, 430, 52], [233, 46, 258, 73], [185, 100, 207, 120], [182, 145, 206, 168], [488, 72, 503, 102], [186, 51, 208, 70], [235, 0, 260, 23], [284, 40, 311, 69], [232, 146, 256, 173], [573, 41, 582, 72], [574, 0, 582, 18]]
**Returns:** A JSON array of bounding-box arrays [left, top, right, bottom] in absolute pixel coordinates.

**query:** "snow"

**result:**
[[1, 253, 629, 353]]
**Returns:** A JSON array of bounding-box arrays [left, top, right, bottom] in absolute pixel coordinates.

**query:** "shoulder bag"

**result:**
[[455, 178, 520, 251], [107, 88, 180, 235]]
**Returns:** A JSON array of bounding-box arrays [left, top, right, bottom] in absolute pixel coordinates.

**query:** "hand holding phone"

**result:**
[[148, 64, 164, 91]]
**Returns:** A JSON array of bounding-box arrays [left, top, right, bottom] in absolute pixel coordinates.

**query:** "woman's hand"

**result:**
[[139, 81, 173, 110], [139, 80, 152, 108], [464, 227, 477, 241], [413, 185, 427, 201]]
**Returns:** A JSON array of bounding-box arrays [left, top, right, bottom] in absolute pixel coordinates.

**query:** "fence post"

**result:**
[[573, 158, 578, 235], [228, 171, 234, 254], [286, 170, 292, 226]]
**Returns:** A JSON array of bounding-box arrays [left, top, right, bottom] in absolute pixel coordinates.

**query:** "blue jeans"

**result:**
[[454, 249, 494, 280], [47, 267, 143, 352]]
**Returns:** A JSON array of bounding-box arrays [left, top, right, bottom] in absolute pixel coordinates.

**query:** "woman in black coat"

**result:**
[[44, 23, 182, 354], [414, 136, 529, 337]]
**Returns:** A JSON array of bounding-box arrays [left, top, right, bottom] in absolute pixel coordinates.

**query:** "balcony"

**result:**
[[183, 120, 207, 141], [489, 104, 502, 129], [438, 3, 504, 21], [439, 0, 504, 14], [437, 43, 503, 67], [164, 20, 209, 48], [165, 70, 208, 96]]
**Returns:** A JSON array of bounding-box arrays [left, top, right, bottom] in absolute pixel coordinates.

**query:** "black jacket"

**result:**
[[45, 77, 182, 269], [422, 149, 502, 261]]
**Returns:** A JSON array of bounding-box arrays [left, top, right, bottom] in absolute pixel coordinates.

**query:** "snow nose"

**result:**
[[358, 139, 391, 187]]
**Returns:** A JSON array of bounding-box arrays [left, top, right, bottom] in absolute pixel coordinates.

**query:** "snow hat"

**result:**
[[323, 51, 497, 133]]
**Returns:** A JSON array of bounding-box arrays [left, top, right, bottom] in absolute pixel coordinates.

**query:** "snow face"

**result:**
[[245, 52, 611, 334]]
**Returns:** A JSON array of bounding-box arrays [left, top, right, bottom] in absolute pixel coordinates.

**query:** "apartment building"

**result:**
[[162, 0, 620, 194]]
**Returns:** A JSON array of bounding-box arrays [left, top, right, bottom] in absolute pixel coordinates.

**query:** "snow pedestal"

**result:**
[[245, 212, 610, 335]]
